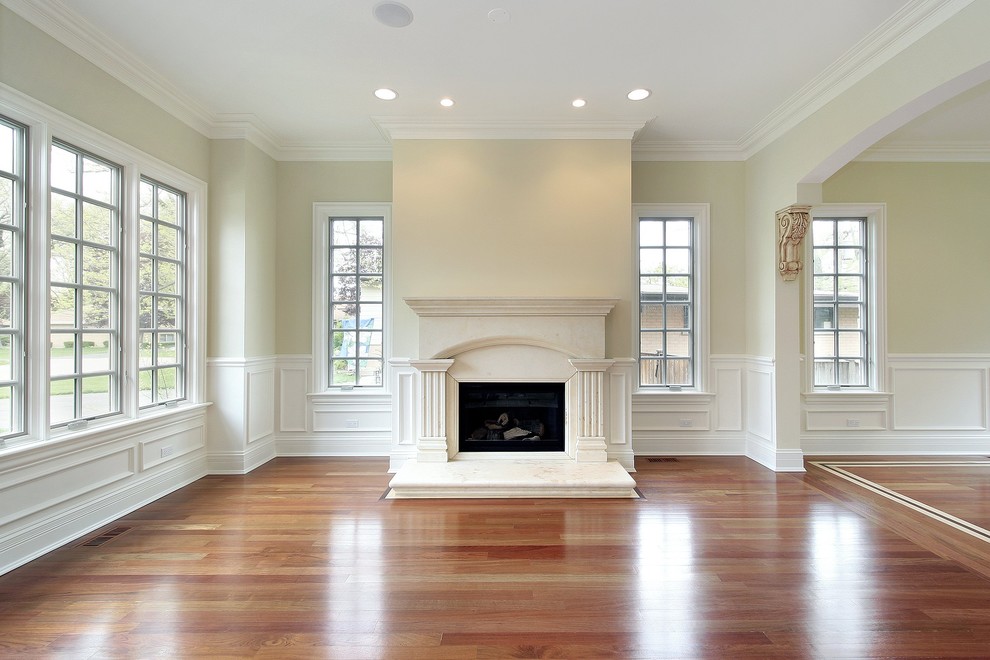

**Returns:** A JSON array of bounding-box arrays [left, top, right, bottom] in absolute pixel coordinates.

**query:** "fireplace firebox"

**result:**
[[458, 382, 566, 453]]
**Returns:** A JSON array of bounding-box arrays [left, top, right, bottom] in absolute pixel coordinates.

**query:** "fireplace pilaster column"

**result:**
[[409, 359, 455, 463], [569, 359, 615, 463]]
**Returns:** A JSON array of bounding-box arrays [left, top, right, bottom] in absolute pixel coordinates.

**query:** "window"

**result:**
[[0, 117, 26, 436], [49, 141, 122, 425], [808, 206, 885, 391], [138, 178, 186, 406], [0, 96, 205, 446], [635, 204, 709, 390], [314, 203, 389, 390]]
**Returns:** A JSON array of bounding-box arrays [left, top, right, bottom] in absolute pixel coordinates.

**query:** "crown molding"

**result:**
[[739, 0, 975, 158], [4, 0, 976, 163], [631, 141, 747, 162], [2, 0, 216, 137], [275, 144, 393, 162], [373, 117, 645, 141], [857, 141, 990, 162]]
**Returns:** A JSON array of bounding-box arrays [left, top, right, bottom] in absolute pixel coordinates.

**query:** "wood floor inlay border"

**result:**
[[810, 460, 990, 543]]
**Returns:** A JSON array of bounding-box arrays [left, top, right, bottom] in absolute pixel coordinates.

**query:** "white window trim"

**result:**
[[0, 83, 207, 447], [311, 202, 392, 395], [632, 203, 710, 393], [805, 203, 887, 394]]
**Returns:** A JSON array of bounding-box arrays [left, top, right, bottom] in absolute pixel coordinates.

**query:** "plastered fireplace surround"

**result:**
[[387, 297, 637, 498]]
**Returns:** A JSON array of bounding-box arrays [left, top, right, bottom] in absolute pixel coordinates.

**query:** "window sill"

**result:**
[[0, 402, 211, 459], [308, 389, 391, 404], [803, 390, 892, 404]]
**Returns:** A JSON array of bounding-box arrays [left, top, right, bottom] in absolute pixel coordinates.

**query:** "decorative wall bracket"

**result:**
[[777, 205, 811, 281]]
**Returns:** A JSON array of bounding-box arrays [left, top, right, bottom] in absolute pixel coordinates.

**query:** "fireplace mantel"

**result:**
[[387, 295, 636, 498], [404, 297, 619, 317]]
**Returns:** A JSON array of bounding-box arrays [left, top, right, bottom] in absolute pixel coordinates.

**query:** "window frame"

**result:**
[[0, 115, 27, 438], [48, 139, 123, 427], [137, 176, 187, 408], [806, 204, 886, 393], [312, 202, 391, 393], [0, 87, 206, 448], [633, 203, 710, 392]]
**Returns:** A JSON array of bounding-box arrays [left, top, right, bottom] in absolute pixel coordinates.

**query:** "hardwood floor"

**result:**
[[2, 456, 990, 658]]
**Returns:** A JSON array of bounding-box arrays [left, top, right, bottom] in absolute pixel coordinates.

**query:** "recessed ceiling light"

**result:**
[[374, 88, 398, 100], [373, 2, 414, 28], [488, 8, 510, 23], [572, 99, 587, 108], [627, 88, 651, 101], [440, 98, 455, 107]]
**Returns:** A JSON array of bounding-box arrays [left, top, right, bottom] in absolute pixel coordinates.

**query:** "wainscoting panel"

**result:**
[[275, 356, 392, 458], [891, 362, 987, 431], [0, 407, 208, 575], [801, 355, 990, 455], [714, 360, 744, 431], [631, 355, 749, 457], [607, 359, 636, 470], [745, 358, 774, 444], [277, 357, 311, 433], [388, 359, 417, 472], [247, 369, 275, 443], [206, 357, 277, 473]]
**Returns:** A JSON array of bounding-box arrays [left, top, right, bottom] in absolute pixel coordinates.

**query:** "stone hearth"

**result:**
[[387, 297, 636, 498]]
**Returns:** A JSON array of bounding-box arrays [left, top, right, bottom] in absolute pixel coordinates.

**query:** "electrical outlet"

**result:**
[[846, 418, 861, 428], [678, 419, 693, 428], [160, 445, 175, 458], [345, 419, 359, 429]]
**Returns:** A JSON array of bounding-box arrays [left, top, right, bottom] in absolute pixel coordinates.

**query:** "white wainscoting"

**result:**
[[632, 355, 750, 457], [0, 406, 208, 575], [206, 356, 277, 473], [801, 354, 990, 455], [275, 355, 392, 457]]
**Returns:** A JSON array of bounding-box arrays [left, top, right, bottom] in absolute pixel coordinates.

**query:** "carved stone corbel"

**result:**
[[776, 205, 811, 281]]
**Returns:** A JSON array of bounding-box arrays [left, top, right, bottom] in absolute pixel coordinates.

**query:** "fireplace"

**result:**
[[387, 297, 637, 498], [458, 382, 565, 453]]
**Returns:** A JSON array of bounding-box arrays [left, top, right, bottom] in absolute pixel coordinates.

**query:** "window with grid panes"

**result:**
[[49, 141, 121, 425], [0, 116, 26, 436], [638, 216, 695, 388], [812, 217, 869, 387], [138, 178, 185, 406], [328, 216, 384, 387]]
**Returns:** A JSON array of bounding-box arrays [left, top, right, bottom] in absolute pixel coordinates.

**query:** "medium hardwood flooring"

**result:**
[[2, 456, 990, 658]]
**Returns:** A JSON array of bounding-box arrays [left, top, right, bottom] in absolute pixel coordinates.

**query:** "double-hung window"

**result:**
[[808, 205, 885, 391], [314, 203, 389, 390], [635, 204, 709, 390], [0, 117, 26, 436], [49, 141, 121, 425]]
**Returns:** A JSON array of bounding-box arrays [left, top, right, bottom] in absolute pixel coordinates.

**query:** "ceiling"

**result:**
[[9, 0, 990, 160]]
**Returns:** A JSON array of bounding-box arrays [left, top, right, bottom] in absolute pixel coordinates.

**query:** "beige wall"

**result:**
[[207, 140, 248, 357], [0, 5, 210, 180], [207, 140, 280, 358], [391, 139, 633, 359], [275, 161, 393, 355], [823, 161, 990, 354], [244, 142, 278, 357], [632, 161, 747, 355]]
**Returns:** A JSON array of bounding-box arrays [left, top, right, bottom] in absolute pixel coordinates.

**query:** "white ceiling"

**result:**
[[9, 0, 990, 160]]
